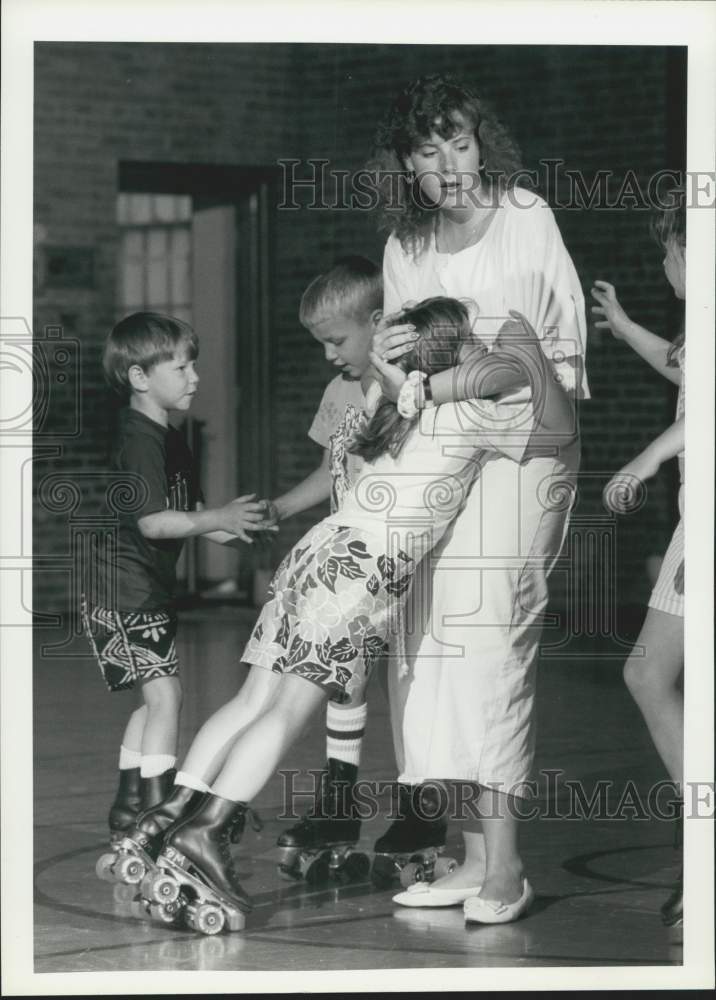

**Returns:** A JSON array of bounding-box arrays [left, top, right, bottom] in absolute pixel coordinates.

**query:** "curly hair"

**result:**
[[367, 74, 523, 254], [348, 296, 472, 463]]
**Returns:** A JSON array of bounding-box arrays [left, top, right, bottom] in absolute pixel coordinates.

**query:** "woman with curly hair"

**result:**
[[368, 74, 589, 923]]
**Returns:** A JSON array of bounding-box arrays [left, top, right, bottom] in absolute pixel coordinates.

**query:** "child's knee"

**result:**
[[623, 655, 646, 694], [142, 674, 183, 712]]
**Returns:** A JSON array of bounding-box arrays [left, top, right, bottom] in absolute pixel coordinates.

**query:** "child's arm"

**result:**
[[138, 494, 272, 545], [265, 449, 331, 524], [603, 416, 684, 513], [591, 280, 682, 386]]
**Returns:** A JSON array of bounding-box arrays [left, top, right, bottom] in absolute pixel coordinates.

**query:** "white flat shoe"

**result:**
[[463, 878, 534, 924], [393, 881, 482, 908]]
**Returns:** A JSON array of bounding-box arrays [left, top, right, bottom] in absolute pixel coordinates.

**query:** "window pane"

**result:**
[[170, 252, 191, 305], [147, 229, 167, 259], [153, 194, 178, 223], [170, 227, 191, 258], [147, 258, 168, 305], [122, 229, 144, 258], [128, 194, 152, 224], [116, 193, 130, 225], [122, 259, 144, 307], [175, 196, 192, 221]]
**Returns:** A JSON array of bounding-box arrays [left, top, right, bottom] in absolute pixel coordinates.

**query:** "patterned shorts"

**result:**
[[242, 523, 415, 704], [81, 597, 179, 692]]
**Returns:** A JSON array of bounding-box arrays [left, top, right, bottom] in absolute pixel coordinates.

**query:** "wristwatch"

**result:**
[[422, 376, 435, 409]]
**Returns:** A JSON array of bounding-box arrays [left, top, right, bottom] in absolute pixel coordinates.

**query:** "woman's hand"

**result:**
[[603, 449, 661, 513], [368, 351, 407, 403], [591, 281, 634, 339], [372, 306, 419, 362]]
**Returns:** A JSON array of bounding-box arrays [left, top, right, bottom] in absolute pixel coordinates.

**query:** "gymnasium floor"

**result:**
[[33, 605, 684, 977]]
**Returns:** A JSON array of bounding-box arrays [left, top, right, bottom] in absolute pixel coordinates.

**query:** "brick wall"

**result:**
[[33, 43, 685, 618]]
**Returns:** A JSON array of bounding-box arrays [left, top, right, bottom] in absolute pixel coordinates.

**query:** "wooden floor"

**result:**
[[33, 606, 685, 979]]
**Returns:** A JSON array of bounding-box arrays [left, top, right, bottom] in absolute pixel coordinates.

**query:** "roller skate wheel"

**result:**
[[150, 873, 181, 905], [433, 857, 457, 879], [195, 902, 225, 936], [371, 854, 396, 888], [302, 853, 330, 885], [112, 882, 138, 904], [96, 852, 117, 882], [277, 862, 301, 881], [115, 854, 146, 885], [338, 852, 370, 883], [130, 900, 147, 919], [399, 861, 423, 889], [226, 910, 246, 933], [140, 872, 155, 899], [150, 902, 179, 925]]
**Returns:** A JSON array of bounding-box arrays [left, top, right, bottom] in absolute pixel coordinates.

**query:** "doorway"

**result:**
[[117, 163, 276, 601]]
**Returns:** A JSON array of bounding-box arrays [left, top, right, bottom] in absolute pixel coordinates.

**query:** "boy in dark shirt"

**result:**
[[83, 312, 273, 843]]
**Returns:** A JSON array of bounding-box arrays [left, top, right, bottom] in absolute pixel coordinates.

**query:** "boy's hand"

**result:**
[[259, 499, 280, 527], [591, 281, 634, 339], [603, 451, 660, 513], [372, 307, 419, 362], [219, 494, 278, 543]]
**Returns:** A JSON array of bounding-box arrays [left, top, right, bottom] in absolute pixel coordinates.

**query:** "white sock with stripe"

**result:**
[[326, 701, 367, 767]]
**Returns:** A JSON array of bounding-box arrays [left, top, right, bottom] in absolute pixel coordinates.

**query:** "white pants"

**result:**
[[390, 448, 578, 793]]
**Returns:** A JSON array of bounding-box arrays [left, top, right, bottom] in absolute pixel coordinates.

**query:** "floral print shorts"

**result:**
[[81, 597, 179, 692], [242, 523, 415, 703]]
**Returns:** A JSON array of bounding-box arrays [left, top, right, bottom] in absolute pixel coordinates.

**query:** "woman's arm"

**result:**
[[591, 280, 681, 385]]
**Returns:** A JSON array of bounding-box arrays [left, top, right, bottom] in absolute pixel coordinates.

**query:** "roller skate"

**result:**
[[96, 768, 177, 890], [148, 793, 254, 934], [371, 783, 456, 889], [276, 758, 370, 884], [107, 767, 142, 846]]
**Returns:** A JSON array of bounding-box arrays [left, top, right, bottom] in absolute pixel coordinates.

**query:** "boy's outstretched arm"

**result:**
[[138, 494, 274, 545], [591, 280, 682, 385], [266, 448, 331, 523]]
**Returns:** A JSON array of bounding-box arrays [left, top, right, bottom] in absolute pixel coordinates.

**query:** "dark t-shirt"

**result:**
[[88, 408, 202, 612]]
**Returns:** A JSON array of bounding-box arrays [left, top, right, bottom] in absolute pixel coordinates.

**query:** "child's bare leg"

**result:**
[[140, 675, 182, 760], [121, 703, 147, 755], [211, 674, 328, 802], [180, 664, 281, 785], [623, 608, 684, 787]]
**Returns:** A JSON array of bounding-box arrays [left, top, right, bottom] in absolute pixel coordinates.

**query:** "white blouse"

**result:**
[[383, 188, 589, 400]]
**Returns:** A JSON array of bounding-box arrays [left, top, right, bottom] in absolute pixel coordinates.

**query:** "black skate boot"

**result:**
[[371, 783, 454, 889], [97, 769, 179, 893], [107, 767, 142, 844], [96, 784, 208, 898], [276, 758, 369, 884], [139, 768, 177, 811], [154, 794, 257, 934], [661, 801, 683, 928]]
